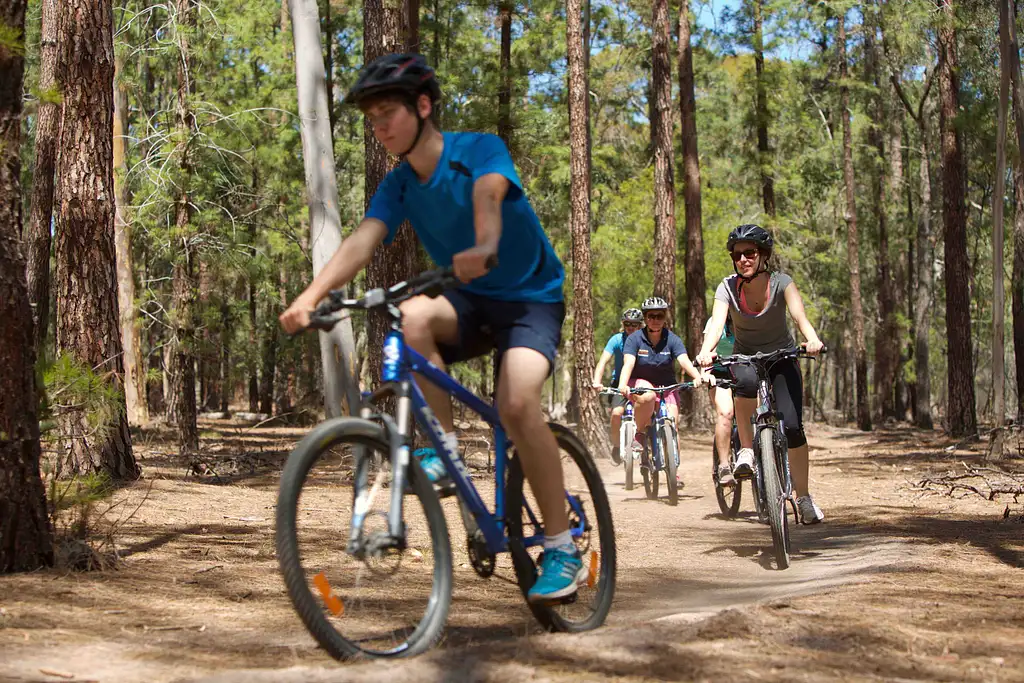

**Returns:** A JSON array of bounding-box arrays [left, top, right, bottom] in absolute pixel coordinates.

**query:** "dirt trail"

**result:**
[[2, 423, 1022, 683]]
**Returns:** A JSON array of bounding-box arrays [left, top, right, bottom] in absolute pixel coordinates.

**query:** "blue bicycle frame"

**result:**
[[356, 328, 588, 558]]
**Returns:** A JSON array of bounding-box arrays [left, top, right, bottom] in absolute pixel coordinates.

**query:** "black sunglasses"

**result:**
[[645, 312, 666, 320], [731, 248, 759, 262]]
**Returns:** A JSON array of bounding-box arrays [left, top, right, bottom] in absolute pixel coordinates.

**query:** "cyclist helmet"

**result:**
[[641, 296, 669, 312], [727, 223, 774, 255], [621, 308, 643, 323], [345, 53, 441, 156]]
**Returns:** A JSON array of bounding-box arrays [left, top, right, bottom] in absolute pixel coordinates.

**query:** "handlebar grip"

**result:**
[[306, 314, 338, 331]]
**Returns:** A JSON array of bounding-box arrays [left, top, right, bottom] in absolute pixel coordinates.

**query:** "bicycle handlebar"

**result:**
[[304, 259, 497, 333], [712, 344, 828, 368]]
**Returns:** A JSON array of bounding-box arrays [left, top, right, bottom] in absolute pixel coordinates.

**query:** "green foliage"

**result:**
[[41, 356, 126, 444]]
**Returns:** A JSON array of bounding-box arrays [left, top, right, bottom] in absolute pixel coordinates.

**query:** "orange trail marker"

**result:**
[[313, 572, 344, 616]]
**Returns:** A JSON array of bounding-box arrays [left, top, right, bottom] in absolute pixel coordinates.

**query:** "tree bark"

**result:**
[[751, 0, 775, 217], [53, 0, 138, 479], [678, 1, 712, 426], [497, 0, 512, 147], [24, 0, 59, 352], [0, 0, 54, 573], [363, 0, 419, 389], [991, 0, 1010, 441], [1014, 167, 1024, 423], [865, 22, 897, 421], [837, 10, 871, 431], [290, 0, 360, 416], [113, 53, 148, 426], [936, 0, 977, 437], [651, 0, 676, 322], [566, 0, 606, 456]]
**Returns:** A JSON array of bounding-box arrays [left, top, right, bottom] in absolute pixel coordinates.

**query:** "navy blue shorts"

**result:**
[[438, 289, 565, 373]]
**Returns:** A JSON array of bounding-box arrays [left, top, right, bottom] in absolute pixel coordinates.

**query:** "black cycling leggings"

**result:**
[[730, 358, 806, 449]]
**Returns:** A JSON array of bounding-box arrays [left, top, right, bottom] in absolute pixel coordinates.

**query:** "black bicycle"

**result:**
[[711, 345, 824, 569]]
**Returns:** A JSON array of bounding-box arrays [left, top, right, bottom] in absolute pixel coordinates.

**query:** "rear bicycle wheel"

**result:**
[[660, 424, 679, 506], [712, 435, 742, 518], [276, 418, 453, 659], [758, 426, 790, 570], [506, 423, 617, 633]]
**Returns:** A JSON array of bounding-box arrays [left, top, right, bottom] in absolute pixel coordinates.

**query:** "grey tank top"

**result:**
[[714, 272, 796, 354]]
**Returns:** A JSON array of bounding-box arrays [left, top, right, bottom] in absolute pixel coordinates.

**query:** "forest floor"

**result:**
[[2, 417, 1023, 683]]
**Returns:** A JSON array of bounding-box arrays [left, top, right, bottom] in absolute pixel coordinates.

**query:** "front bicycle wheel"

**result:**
[[712, 430, 742, 518], [660, 424, 679, 506], [276, 418, 453, 659], [506, 423, 617, 633], [758, 426, 790, 570], [621, 420, 635, 491]]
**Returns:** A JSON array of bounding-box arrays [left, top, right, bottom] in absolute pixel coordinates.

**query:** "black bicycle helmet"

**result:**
[[621, 308, 643, 323], [345, 53, 441, 107], [641, 297, 669, 311], [726, 223, 774, 256], [346, 53, 441, 156]]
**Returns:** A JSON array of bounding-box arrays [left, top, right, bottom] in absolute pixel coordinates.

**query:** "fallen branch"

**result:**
[[913, 461, 1024, 501]]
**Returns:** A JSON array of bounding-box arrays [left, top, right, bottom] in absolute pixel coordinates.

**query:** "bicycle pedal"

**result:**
[[434, 480, 457, 498], [540, 591, 579, 607]]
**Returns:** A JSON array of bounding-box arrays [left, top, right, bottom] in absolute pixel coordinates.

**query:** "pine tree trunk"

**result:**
[[866, 26, 897, 421], [566, 0, 606, 456], [0, 0, 54, 573], [113, 53, 148, 426], [838, 11, 871, 431], [751, 0, 775, 217], [678, 1, 712, 427], [53, 0, 138, 479], [936, 0, 977, 437], [259, 298, 278, 415], [24, 0, 59, 352], [497, 0, 512, 147], [248, 275, 259, 412], [991, 0, 1011, 442], [1013, 167, 1024, 423], [651, 0, 676, 321], [364, 0, 419, 389]]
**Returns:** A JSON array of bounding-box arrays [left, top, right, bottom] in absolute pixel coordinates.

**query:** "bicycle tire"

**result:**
[[506, 423, 617, 633], [758, 426, 790, 570], [621, 421, 635, 491], [276, 417, 453, 659], [712, 434, 742, 518], [660, 424, 679, 506]]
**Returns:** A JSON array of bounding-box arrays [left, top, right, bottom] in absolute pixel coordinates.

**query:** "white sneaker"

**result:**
[[733, 448, 754, 476]]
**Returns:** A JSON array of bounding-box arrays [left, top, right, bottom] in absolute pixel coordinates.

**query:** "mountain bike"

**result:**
[[275, 268, 617, 659], [712, 346, 824, 570], [598, 388, 636, 490]]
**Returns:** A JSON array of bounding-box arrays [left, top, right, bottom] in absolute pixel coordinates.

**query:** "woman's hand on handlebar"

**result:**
[[802, 339, 825, 356], [696, 350, 715, 368]]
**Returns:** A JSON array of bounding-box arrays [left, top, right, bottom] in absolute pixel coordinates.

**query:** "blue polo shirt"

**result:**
[[603, 332, 627, 385], [623, 328, 687, 387], [365, 132, 564, 303]]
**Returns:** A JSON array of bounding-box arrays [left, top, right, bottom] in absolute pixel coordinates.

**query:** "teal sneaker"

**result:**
[[527, 547, 586, 603], [413, 448, 448, 483]]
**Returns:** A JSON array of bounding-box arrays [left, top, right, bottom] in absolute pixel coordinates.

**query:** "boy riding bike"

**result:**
[[591, 308, 644, 462], [696, 224, 825, 524], [279, 53, 584, 602]]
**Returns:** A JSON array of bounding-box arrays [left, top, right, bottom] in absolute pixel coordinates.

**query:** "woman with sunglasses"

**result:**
[[592, 307, 645, 463], [695, 224, 826, 524], [618, 297, 704, 459]]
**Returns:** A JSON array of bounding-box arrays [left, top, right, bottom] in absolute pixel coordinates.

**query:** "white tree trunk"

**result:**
[[289, 0, 358, 417]]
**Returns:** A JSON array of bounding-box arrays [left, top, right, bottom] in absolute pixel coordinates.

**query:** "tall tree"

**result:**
[[363, 0, 419, 386], [935, 0, 976, 437], [53, 0, 138, 478], [750, 0, 775, 217], [678, 0, 711, 426], [24, 0, 59, 352], [1006, 0, 1024, 422], [566, 0, 606, 455], [167, 0, 199, 460], [0, 0, 54, 573], [497, 0, 512, 146], [991, 0, 1010, 441], [113, 52, 147, 426], [651, 0, 676, 319], [290, 0, 360, 416], [837, 8, 871, 431], [865, 16, 897, 421]]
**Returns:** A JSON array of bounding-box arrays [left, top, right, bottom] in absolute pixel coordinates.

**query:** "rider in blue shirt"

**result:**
[[279, 54, 579, 602], [591, 308, 643, 462]]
